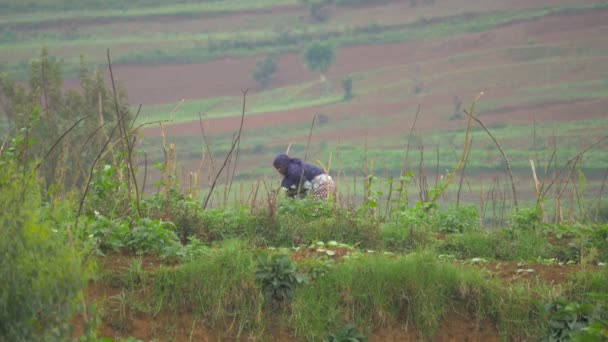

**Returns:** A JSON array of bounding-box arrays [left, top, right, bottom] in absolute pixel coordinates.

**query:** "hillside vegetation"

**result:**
[[1, 2, 608, 339]]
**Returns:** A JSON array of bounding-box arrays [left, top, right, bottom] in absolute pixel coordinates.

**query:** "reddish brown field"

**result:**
[[77, 247, 597, 342], [126, 9, 608, 141], [58, 2, 608, 341]]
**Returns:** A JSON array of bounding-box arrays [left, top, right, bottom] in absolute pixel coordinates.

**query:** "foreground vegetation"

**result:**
[[2, 2, 608, 340], [2, 97, 607, 340]]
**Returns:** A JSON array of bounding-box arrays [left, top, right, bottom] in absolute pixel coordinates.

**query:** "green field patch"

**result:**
[[0, 0, 298, 26], [138, 83, 343, 123]]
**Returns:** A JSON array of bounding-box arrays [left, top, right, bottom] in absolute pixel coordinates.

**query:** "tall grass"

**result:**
[[291, 251, 547, 340], [150, 240, 263, 336]]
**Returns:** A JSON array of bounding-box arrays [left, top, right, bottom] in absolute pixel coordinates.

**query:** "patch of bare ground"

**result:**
[[78, 251, 500, 341], [472, 260, 599, 285]]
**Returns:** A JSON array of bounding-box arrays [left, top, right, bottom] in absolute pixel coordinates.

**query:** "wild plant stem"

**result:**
[[202, 90, 248, 209]]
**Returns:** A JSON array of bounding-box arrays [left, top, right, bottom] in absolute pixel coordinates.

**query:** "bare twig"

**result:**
[[202, 90, 248, 209], [75, 113, 126, 228], [402, 104, 421, 175], [227, 89, 249, 199], [107, 49, 141, 218], [542, 134, 608, 198], [198, 113, 215, 172], [35, 115, 92, 171], [298, 114, 317, 195], [456, 137, 473, 207], [595, 167, 608, 222], [464, 100, 518, 210], [424, 94, 477, 210]]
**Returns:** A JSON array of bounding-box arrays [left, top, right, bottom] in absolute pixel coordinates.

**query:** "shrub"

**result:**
[[256, 254, 308, 304], [0, 162, 85, 341]]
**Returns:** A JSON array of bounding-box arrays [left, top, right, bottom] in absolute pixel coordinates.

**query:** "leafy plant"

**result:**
[[325, 323, 367, 342], [252, 54, 278, 88], [511, 206, 542, 230], [546, 298, 597, 341], [342, 76, 353, 100], [431, 205, 479, 233], [0, 137, 85, 341], [255, 254, 308, 303], [127, 218, 179, 255]]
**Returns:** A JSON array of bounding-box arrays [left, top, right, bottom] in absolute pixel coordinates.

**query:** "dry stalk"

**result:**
[[464, 98, 517, 211], [398, 104, 421, 206], [595, 167, 608, 222], [542, 134, 608, 198], [456, 137, 473, 207], [107, 49, 141, 217], [227, 89, 249, 199], [424, 93, 477, 211], [35, 115, 91, 171], [202, 90, 248, 209], [530, 159, 547, 223]]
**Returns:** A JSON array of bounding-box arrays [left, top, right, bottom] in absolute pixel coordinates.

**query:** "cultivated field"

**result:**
[[1, 0, 608, 341]]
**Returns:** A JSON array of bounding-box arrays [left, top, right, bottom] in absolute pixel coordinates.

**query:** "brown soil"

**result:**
[[74, 245, 599, 341], [130, 8, 608, 144]]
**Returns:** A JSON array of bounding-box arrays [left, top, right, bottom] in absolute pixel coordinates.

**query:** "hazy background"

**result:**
[[1, 0, 607, 205]]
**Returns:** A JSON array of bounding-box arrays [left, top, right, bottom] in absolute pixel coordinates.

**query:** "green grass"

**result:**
[[138, 82, 342, 123], [0, 0, 298, 25], [2, 2, 606, 73]]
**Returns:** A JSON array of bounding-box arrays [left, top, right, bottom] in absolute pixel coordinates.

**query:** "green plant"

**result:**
[[545, 298, 597, 341], [127, 218, 179, 255], [0, 138, 85, 341], [431, 205, 479, 233], [86, 213, 130, 252], [342, 76, 353, 101], [252, 54, 278, 88], [303, 41, 335, 82], [511, 206, 542, 230], [325, 323, 367, 342], [256, 254, 308, 303], [297, 255, 335, 281]]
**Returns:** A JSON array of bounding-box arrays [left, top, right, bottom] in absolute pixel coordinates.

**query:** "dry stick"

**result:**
[[456, 136, 473, 207], [202, 91, 248, 209], [530, 159, 547, 223], [399, 104, 421, 204], [227, 89, 249, 200], [384, 178, 394, 220], [532, 113, 540, 170], [142, 152, 148, 197], [35, 115, 92, 171], [434, 143, 440, 189], [479, 179, 485, 227], [541, 134, 608, 198], [418, 141, 426, 203], [363, 134, 369, 203], [555, 156, 582, 224], [75, 113, 127, 227], [464, 108, 518, 211], [198, 113, 215, 173], [107, 49, 141, 218], [296, 114, 317, 196], [595, 167, 608, 222]]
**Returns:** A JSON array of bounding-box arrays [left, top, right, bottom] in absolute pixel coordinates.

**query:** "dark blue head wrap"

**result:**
[[273, 154, 293, 169]]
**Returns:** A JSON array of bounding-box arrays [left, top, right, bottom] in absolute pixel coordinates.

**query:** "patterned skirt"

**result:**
[[310, 174, 336, 200]]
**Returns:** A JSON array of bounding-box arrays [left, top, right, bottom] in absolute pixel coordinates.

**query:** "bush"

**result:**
[[0, 162, 85, 341], [252, 54, 278, 88]]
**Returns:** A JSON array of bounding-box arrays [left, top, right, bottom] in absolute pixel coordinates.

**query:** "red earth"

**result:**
[[75, 246, 599, 342], [67, 3, 607, 341], [118, 9, 608, 141]]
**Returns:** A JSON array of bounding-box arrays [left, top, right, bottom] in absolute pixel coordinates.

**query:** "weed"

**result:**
[[545, 298, 597, 341], [324, 323, 366, 342], [256, 254, 308, 304]]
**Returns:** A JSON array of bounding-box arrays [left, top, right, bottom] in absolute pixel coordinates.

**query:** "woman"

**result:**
[[273, 154, 335, 200]]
